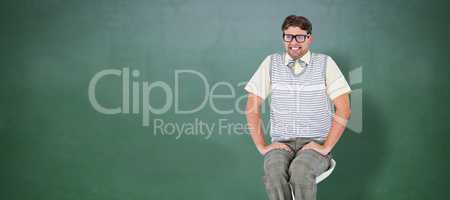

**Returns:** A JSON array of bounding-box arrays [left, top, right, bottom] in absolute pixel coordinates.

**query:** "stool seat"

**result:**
[[316, 158, 336, 184]]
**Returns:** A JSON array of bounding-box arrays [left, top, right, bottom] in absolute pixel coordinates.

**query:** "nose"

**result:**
[[289, 39, 300, 45]]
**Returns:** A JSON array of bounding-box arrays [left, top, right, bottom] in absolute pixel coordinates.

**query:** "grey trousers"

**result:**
[[262, 138, 332, 200]]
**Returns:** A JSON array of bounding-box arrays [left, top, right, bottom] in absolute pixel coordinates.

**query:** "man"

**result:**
[[245, 15, 351, 200]]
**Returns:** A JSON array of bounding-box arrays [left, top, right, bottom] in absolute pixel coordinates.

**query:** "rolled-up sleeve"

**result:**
[[326, 56, 352, 100], [245, 56, 271, 100]]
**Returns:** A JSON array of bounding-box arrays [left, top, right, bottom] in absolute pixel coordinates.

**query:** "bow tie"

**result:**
[[287, 60, 307, 75]]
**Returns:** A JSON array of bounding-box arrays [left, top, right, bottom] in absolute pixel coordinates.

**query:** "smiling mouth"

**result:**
[[289, 47, 301, 51]]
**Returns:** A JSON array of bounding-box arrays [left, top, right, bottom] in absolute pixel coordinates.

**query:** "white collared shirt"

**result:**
[[245, 50, 351, 100]]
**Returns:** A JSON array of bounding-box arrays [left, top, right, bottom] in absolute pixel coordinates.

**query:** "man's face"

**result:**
[[283, 26, 312, 60]]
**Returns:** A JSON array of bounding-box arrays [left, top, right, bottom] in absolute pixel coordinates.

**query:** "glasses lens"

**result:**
[[283, 34, 293, 42], [294, 35, 306, 42]]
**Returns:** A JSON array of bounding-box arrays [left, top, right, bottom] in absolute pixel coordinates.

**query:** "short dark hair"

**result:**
[[281, 15, 312, 34]]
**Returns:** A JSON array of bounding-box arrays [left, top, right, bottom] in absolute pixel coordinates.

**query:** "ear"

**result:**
[[308, 34, 314, 44]]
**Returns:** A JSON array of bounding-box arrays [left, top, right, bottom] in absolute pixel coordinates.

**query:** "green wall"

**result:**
[[1, 0, 449, 199]]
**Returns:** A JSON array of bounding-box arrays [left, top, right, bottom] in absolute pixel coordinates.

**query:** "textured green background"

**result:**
[[1, 0, 449, 199]]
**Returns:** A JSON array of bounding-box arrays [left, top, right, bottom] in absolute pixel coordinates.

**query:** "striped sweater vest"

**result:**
[[269, 52, 334, 141]]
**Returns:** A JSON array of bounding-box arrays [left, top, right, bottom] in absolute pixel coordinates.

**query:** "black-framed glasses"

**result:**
[[282, 33, 310, 43]]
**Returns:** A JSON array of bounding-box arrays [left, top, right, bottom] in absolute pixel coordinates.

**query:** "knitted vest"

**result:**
[[269, 52, 333, 141]]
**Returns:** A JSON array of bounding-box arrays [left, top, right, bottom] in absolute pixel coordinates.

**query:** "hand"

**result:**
[[259, 142, 292, 156], [301, 141, 331, 156]]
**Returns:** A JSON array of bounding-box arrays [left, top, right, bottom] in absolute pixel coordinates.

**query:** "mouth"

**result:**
[[289, 46, 301, 52]]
